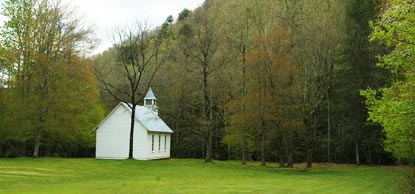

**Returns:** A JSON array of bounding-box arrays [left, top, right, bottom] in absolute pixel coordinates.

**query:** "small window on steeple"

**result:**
[[145, 99, 152, 105]]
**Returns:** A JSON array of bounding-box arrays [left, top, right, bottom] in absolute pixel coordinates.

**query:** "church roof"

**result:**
[[121, 102, 173, 133], [144, 87, 157, 100]]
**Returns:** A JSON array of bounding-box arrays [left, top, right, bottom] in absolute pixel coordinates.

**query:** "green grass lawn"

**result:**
[[0, 158, 403, 194]]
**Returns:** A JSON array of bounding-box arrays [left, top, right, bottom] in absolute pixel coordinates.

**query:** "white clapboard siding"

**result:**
[[133, 120, 148, 160], [96, 105, 131, 159], [147, 132, 171, 160], [95, 99, 173, 160]]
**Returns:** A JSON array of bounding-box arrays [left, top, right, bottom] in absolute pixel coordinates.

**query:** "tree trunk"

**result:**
[[287, 132, 294, 168], [202, 138, 205, 159], [259, 78, 266, 166], [306, 114, 316, 168], [19, 143, 24, 157], [241, 45, 247, 165], [174, 119, 179, 158], [260, 125, 266, 166], [205, 130, 213, 162], [367, 145, 373, 165], [241, 128, 247, 165], [128, 105, 136, 159], [327, 89, 331, 163], [338, 124, 344, 163], [279, 157, 285, 168], [33, 129, 41, 158], [354, 120, 360, 166], [409, 142, 414, 166], [203, 59, 213, 163], [279, 133, 286, 168], [306, 141, 313, 168], [33, 67, 49, 158], [227, 143, 231, 160], [215, 127, 219, 160]]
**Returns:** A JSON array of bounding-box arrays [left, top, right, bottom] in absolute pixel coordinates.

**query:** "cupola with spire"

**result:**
[[144, 87, 158, 113]]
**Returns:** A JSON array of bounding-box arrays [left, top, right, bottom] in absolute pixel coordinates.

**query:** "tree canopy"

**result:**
[[362, 0, 415, 163]]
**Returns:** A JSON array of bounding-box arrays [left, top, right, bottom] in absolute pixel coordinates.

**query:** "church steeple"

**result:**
[[144, 87, 158, 113]]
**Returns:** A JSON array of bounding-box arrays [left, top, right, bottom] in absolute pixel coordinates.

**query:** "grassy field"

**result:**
[[0, 158, 403, 194]]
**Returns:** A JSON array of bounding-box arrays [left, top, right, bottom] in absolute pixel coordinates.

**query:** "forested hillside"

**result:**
[[92, 0, 395, 166], [0, 0, 414, 170]]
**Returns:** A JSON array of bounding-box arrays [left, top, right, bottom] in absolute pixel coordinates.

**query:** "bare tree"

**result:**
[[179, 2, 228, 163], [94, 22, 167, 159], [297, 0, 345, 168], [225, 0, 254, 165]]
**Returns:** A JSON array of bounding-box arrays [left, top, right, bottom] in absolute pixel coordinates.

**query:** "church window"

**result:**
[[151, 135, 154, 152]]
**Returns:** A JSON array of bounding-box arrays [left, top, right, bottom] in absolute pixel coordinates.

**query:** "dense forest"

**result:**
[[0, 0, 414, 173]]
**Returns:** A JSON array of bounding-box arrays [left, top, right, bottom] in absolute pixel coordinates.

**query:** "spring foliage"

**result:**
[[0, 0, 105, 157], [362, 0, 415, 162]]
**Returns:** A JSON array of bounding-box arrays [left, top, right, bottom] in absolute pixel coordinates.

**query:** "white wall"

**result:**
[[96, 106, 131, 159], [133, 120, 148, 160], [96, 104, 172, 160], [147, 132, 171, 159]]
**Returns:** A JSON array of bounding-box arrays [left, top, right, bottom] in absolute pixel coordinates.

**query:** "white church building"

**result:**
[[95, 88, 173, 160]]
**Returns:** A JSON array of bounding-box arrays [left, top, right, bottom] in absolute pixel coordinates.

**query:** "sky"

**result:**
[[0, 0, 205, 55], [65, 0, 205, 54]]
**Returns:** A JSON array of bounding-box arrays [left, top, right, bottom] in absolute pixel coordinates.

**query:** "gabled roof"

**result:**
[[95, 102, 173, 133], [144, 87, 157, 100], [121, 102, 173, 133]]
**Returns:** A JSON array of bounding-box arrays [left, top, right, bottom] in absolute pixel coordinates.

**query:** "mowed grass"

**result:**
[[0, 158, 403, 194]]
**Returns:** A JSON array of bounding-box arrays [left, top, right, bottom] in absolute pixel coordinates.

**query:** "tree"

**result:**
[[362, 0, 415, 164], [244, 19, 300, 166], [178, 1, 228, 162], [178, 9, 191, 21], [362, 1, 415, 191], [329, 0, 387, 166], [0, 0, 103, 157], [296, 0, 345, 167], [221, 0, 255, 165], [94, 21, 167, 159]]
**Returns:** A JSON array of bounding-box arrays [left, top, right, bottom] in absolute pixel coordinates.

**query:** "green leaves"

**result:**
[[364, 0, 415, 162], [0, 0, 104, 157]]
